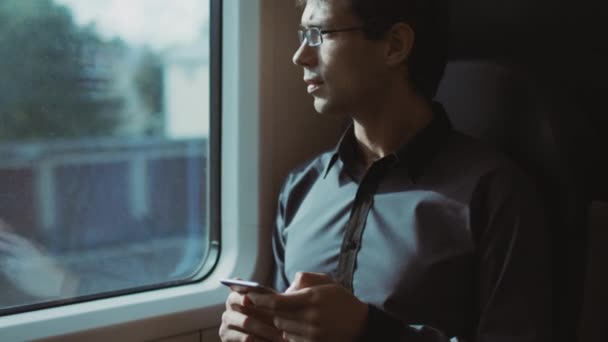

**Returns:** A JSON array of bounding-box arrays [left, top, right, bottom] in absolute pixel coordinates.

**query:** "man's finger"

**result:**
[[248, 288, 314, 311], [222, 310, 284, 342], [286, 272, 333, 293], [226, 290, 251, 310], [282, 332, 315, 342], [274, 316, 320, 338], [219, 326, 263, 342], [271, 307, 315, 322]]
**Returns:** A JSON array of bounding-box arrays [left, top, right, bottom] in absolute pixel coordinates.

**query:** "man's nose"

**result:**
[[292, 41, 317, 67]]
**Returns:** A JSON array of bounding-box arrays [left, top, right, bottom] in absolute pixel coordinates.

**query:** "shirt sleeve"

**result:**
[[470, 167, 552, 341], [272, 176, 291, 293], [358, 305, 453, 341], [358, 167, 552, 342]]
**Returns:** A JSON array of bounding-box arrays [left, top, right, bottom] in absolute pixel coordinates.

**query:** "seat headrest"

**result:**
[[436, 61, 563, 185]]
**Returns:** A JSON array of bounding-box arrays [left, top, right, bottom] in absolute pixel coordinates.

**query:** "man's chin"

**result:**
[[313, 97, 337, 116]]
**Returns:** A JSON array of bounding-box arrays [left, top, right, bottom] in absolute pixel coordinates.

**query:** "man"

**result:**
[[220, 0, 551, 341]]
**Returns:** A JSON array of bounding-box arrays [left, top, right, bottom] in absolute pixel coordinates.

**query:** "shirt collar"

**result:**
[[323, 124, 355, 179], [323, 101, 453, 181]]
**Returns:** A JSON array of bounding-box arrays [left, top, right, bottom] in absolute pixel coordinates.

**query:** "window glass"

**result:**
[[0, 0, 213, 314]]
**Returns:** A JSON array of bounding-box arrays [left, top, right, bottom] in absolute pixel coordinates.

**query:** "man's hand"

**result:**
[[248, 272, 369, 342], [219, 289, 286, 342]]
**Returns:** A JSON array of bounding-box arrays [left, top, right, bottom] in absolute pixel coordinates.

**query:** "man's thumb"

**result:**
[[285, 272, 333, 293]]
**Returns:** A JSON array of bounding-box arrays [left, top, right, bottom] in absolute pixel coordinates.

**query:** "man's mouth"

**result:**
[[304, 79, 324, 94]]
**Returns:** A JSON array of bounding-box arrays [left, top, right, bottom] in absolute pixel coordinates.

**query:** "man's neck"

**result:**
[[351, 86, 434, 169]]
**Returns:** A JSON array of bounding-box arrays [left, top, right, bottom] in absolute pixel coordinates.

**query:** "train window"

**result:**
[[0, 0, 219, 315]]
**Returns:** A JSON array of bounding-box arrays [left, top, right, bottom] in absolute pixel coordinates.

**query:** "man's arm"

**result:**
[[470, 168, 552, 341], [359, 167, 552, 341]]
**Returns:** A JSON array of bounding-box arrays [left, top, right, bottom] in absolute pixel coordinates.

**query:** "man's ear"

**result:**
[[385, 22, 415, 66]]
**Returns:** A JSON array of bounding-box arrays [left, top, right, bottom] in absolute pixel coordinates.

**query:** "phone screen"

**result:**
[[220, 279, 277, 294]]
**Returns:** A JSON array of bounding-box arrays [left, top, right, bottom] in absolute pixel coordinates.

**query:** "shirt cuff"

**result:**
[[357, 304, 403, 341]]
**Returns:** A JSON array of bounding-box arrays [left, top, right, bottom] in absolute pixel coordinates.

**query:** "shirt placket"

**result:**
[[336, 157, 394, 292]]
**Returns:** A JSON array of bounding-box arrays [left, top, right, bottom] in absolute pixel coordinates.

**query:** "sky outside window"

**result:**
[[55, 0, 210, 51]]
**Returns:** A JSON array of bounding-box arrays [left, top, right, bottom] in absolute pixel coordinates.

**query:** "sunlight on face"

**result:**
[[295, 0, 389, 117]]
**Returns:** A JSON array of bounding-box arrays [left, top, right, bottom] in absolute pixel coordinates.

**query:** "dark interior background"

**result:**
[[450, 0, 607, 194], [446, 1, 607, 341]]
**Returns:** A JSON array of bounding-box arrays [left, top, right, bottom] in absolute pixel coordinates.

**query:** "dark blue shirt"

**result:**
[[272, 103, 551, 341]]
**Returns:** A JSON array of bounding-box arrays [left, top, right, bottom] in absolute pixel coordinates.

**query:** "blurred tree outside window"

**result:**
[[0, 0, 165, 141]]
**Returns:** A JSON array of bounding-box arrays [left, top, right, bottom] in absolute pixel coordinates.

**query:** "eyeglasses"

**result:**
[[297, 26, 364, 47]]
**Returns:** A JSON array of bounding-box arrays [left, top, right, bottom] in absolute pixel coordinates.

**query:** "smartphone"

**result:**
[[220, 279, 277, 294]]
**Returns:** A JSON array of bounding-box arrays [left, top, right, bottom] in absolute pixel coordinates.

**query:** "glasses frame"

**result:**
[[297, 26, 364, 47]]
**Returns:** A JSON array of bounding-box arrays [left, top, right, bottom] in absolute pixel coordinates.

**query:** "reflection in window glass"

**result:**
[[0, 0, 212, 312]]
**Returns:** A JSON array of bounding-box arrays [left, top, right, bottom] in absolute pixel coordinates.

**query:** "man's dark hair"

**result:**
[[297, 0, 450, 100]]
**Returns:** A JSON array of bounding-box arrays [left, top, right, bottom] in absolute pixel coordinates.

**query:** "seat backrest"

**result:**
[[436, 60, 592, 342]]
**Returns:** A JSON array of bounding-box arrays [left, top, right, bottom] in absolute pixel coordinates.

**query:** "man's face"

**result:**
[[293, 0, 389, 116]]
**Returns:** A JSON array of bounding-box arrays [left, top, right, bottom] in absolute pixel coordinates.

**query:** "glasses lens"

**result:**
[[307, 28, 321, 46]]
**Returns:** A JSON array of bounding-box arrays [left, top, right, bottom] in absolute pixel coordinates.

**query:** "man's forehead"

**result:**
[[300, 0, 353, 27]]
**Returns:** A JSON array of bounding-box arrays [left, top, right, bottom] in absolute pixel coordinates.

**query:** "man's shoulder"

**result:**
[[436, 131, 537, 192], [441, 131, 520, 174]]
